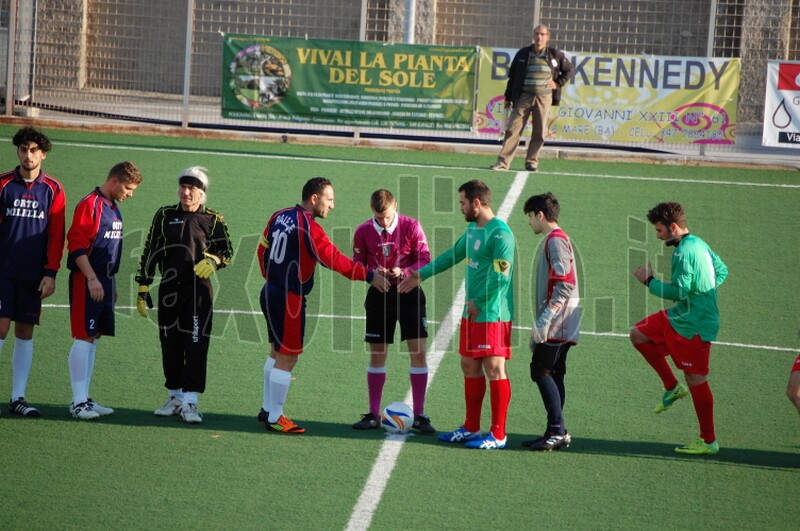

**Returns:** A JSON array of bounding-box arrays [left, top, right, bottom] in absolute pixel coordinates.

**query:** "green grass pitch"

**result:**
[[0, 124, 798, 529]]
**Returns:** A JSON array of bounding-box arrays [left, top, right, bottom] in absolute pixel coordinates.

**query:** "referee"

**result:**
[[135, 166, 233, 424], [351, 189, 435, 434]]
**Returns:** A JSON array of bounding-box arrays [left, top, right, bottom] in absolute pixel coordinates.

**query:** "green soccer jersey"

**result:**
[[419, 217, 515, 322], [649, 234, 728, 341]]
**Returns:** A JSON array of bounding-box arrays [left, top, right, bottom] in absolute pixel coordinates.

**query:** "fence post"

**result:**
[[5, 0, 17, 116], [699, 0, 719, 158], [182, 0, 195, 129]]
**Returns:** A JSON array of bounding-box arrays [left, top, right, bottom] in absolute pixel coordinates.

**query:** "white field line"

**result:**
[[344, 170, 529, 531], [44, 303, 800, 354], [20, 138, 799, 189]]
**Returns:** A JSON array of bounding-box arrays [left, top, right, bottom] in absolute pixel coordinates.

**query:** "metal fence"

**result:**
[[2, 0, 798, 154]]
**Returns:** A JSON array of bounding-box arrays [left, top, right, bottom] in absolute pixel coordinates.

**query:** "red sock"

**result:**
[[635, 341, 678, 390], [464, 377, 486, 432], [689, 381, 716, 443], [489, 378, 511, 440]]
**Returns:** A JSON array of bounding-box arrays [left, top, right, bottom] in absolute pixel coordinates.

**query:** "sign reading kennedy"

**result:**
[[477, 50, 740, 144], [763, 61, 800, 148], [222, 34, 476, 130]]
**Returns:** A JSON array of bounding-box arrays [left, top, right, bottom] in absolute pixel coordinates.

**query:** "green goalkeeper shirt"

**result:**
[[418, 217, 515, 323], [648, 234, 728, 341]]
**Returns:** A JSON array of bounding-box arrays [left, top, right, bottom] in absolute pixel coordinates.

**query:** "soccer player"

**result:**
[[788, 327, 800, 415], [256, 177, 389, 434], [135, 167, 233, 425], [399, 180, 515, 450], [0, 126, 66, 418], [66, 161, 142, 420], [631, 201, 728, 455], [523, 193, 580, 451], [351, 189, 435, 434]]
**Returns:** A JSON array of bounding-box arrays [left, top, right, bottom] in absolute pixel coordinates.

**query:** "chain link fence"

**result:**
[[1, 0, 798, 155]]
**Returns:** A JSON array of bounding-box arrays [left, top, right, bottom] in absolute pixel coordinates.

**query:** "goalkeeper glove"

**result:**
[[530, 304, 558, 346], [194, 252, 221, 279], [136, 285, 153, 318]]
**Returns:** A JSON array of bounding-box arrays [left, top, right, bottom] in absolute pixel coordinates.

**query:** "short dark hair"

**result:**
[[12, 126, 52, 152], [647, 202, 687, 229], [302, 177, 332, 202], [523, 192, 560, 221], [458, 179, 491, 206], [108, 161, 142, 185], [370, 189, 395, 213]]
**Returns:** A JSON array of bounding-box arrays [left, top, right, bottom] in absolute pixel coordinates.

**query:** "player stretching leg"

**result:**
[[631, 202, 728, 455]]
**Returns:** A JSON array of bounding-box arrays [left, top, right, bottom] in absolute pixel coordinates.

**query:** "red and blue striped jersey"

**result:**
[[257, 204, 368, 295], [67, 187, 124, 277], [0, 167, 66, 280]]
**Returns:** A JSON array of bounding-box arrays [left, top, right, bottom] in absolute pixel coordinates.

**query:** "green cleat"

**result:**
[[675, 437, 719, 455], [654, 382, 689, 414]]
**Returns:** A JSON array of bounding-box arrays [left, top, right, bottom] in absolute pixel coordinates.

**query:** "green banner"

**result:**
[[222, 35, 476, 130]]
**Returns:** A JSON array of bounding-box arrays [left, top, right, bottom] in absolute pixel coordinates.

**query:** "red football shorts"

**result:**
[[792, 354, 800, 373], [635, 310, 710, 375], [458, 318, 512, 359], [261, 284, 305, 355]]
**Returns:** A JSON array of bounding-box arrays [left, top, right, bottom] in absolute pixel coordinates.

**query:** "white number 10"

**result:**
[[269, 229, 288, 264]]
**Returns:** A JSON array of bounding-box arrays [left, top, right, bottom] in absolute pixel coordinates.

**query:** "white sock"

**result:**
[[11, 338, 33, 400], [262, 356, 276, 411], [68, 340, 92, 405], [183, 391, 199, 406], [268, 368, 292, 423], [168, 389, 184, 401], [86, 339, 99, 398]]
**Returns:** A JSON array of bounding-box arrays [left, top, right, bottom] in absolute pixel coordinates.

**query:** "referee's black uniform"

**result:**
[[136, 204, 233, 394]]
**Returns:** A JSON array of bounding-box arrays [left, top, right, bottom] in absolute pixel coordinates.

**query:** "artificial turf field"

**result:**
[[0, 124, 798, 530]]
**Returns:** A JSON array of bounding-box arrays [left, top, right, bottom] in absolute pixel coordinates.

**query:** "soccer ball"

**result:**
[[381, 401, 414, 434]]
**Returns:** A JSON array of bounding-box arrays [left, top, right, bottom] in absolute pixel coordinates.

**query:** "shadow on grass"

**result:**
[[14, 405, 799, 470], [502, 434, 800, 471]]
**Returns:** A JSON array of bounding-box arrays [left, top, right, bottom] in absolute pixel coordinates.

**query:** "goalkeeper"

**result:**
[[524, 192, 580, 451], [135, 166, 233, 424]]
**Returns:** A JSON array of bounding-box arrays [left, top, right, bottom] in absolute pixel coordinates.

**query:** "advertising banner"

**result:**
[[763, 61, 800, 148], [476, 49, 740, 144], [222, 34, 476, 130]]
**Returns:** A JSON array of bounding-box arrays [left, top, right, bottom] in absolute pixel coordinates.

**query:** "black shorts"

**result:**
[[364, 285, 427, 344], [531, 341, 572, 377], [0, 276, 42, 324]]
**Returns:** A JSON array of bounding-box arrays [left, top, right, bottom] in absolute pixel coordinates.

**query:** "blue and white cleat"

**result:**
[[465, 432, 507, 450], [437, 426, 482, 443]]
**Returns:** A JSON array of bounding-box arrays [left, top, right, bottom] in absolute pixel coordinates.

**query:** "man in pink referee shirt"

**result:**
[[351, 189, 435, 433]]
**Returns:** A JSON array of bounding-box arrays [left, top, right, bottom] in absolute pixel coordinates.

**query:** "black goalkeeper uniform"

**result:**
[[136, 204, 233, 394]]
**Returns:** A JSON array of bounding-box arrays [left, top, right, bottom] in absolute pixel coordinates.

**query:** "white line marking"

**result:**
[[345, 283, 466, 531], [345, 171, 529, 531], [44, 303, 800, 353], [11, 137, 798, 189]]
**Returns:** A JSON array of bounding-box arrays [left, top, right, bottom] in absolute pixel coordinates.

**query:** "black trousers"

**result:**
[[157, 277, 213, 393]]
